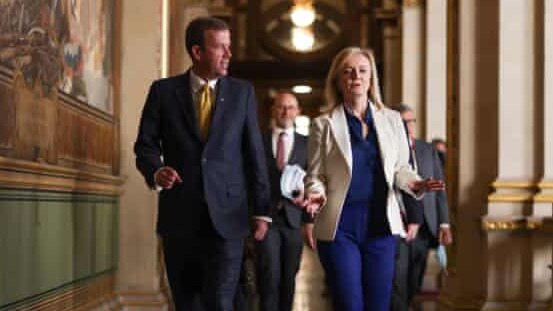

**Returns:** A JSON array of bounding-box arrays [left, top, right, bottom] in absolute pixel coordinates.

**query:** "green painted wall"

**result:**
[[0, 189, 118, 308]]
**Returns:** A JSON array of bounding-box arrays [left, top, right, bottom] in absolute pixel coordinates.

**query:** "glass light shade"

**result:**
[[290, 5, 316, 27], [292, 85, 312, 94], [291, 27, 314, 51]]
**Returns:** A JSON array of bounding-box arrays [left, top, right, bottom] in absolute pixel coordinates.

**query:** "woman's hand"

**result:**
[[302, 192, 325, 217], [409, 177, 445, 193]]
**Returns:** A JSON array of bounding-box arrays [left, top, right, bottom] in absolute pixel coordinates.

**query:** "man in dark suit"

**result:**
[[134, 17, 270, 311], [256, 92, 310, 311], [390, 119, 423, 311], [394, 104, 452, 309]]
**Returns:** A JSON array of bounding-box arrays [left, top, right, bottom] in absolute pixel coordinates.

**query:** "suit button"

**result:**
[[201, 157, 207, 164]]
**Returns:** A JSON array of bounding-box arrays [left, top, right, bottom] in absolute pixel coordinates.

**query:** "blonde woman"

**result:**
[[301, 47, 443, 311]]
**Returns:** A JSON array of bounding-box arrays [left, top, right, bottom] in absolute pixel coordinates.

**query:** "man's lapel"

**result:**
[[207, 77, 230, 140], [175, 72, 201, 141]]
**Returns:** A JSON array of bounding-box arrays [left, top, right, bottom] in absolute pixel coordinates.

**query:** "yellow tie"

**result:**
[[198, 83, 213, 138]]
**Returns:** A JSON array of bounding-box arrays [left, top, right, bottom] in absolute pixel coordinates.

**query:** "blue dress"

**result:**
[[317, 106, 398, 311]]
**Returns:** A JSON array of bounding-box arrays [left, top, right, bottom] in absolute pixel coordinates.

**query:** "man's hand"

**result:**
[[154, 166, 182, 189], [302, 223, 316, 251], [253, 219, 269, 241], [291, 189, 304, 206], [409, 177, 445, 193], [439, 227, 453, 245], [302, 192, 325, 217], [405, 223, 420, 242]]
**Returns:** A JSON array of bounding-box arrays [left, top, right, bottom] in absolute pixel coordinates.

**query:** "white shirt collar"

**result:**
[[273, 126, 295, 137], [189, 70, 218, 94]]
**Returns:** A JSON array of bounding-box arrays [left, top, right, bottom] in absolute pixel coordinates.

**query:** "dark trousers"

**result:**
[[390, 238, 409, 311], [317, 203, 398, 311], [162, 233, 244, 311], [407, 225, 434, 302], [255, 213, 303, 311]]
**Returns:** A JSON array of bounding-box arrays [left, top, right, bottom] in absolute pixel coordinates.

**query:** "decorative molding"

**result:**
[[481, 218, 527, 231], [487, 193, 534, 202], [534, 194, 553, 202], [481, 217, 543, 231], [1, 273, 117, 311], [492, 180, 536, 189], [488, 180, 538, 202], [537, 181, 553, 189], [0, 156, 123, 195]]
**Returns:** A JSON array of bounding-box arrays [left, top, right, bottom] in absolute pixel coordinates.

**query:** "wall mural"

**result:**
[[0, 0, 114, 113]]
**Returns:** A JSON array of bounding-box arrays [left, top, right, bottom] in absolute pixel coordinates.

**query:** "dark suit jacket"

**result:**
[[414, 139, 449, 243], [134, 71, 270, 239], [263, 132, 310, 229]]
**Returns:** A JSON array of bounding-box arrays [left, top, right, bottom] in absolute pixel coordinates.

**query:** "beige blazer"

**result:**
[[305, 103, 421, 241]]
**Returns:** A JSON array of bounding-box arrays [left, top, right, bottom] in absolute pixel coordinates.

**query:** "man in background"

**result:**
[[392, 104, 453, 310], [256, 92, 311, 311]]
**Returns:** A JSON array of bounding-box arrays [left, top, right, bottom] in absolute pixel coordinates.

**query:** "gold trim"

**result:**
[[7, 274, 116, 311], [0, 156, 123, 195], [491, 180, 536, 189], [537, 181, 553, 189], [487, 194, 534, 202], [481, 217, 544, 231], [482, 219, 527, 231], [534, 194, 553, 202]]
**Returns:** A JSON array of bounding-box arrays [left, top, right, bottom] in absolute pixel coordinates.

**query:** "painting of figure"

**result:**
[[0, 0, 114, 113]]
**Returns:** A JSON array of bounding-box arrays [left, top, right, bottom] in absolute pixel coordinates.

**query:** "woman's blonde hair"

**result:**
[[322, 47, 384, 113]]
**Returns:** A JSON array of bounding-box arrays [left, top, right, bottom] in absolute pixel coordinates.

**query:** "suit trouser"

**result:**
[[407, 224, 434, 303], [162, 233, 244, 311], [390, 238, 409, 311], [316, 203, 397, 311], [255, 212, 303, 311]]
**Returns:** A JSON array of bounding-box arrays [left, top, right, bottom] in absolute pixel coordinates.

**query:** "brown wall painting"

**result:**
[[0, 0, 114, 113], [0, 77, 16, 150]]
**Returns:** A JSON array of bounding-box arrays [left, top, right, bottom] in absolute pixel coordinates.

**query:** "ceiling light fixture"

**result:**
[[290, 0, 316, 27], [292, 85, 312, 94], [291, 27, 314, 51]]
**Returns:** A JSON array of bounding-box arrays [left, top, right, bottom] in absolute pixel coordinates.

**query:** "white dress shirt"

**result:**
[[189, 70, 218, 110], [272, 127, 295, 163]]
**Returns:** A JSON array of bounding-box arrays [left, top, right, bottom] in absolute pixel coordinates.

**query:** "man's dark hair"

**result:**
[[185, 17, 230, 57], [390, 103, 413, 114]]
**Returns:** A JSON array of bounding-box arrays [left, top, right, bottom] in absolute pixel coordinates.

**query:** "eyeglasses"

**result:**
[[405, 118, 417, 124]]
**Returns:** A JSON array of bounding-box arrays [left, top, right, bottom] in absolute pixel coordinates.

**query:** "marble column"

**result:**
[[438, 0, 499, 309], [484, 0, 543, 309], [401, 0, 425, 136], [535, 0, 553, 205], [424, 0, 447, 141], [531, 0, 553, 308], [118, 0, 168, 309]]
